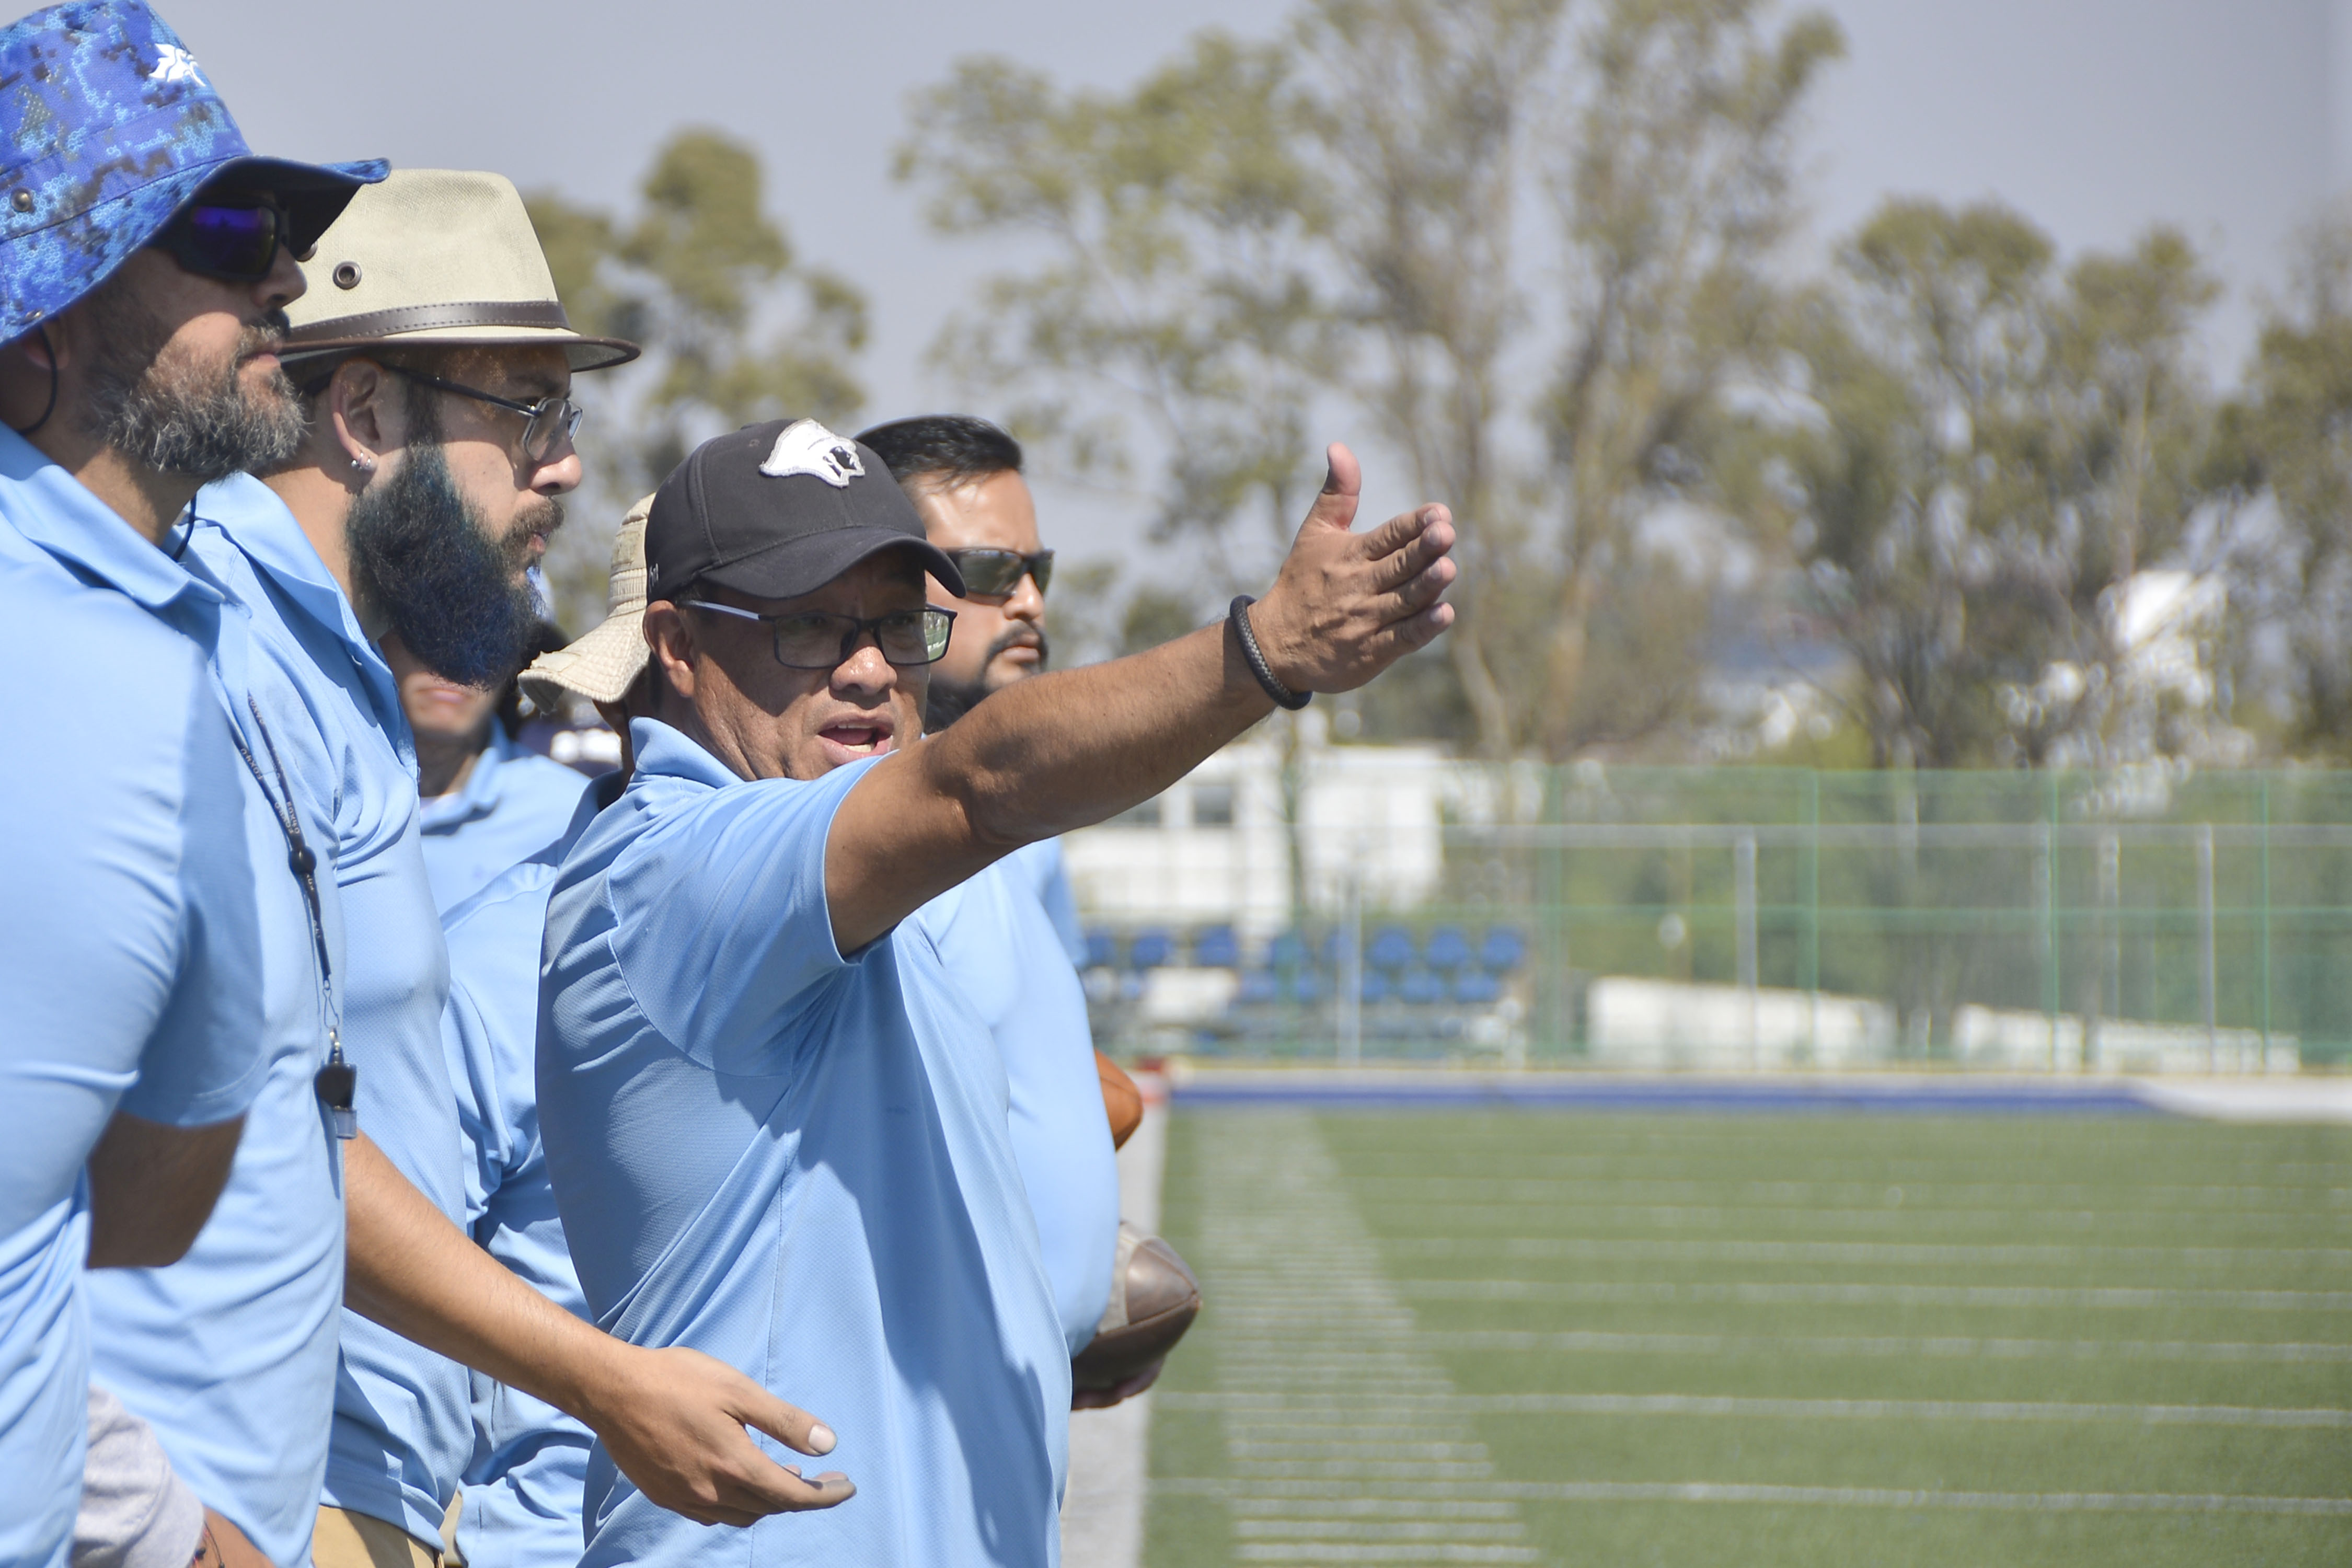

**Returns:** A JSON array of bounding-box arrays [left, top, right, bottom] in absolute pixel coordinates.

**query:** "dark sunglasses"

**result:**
[[946, 548, 1053, 598], [153, 195, 298, 283], [384, 365, 585, 466]]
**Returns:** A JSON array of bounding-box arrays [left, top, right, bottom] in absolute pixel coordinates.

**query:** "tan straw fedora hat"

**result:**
[[522, 494, 653, 710], [281, 168, 638, 372]]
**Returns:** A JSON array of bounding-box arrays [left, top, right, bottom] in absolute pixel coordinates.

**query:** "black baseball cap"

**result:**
[[642, 418, 966, 604]]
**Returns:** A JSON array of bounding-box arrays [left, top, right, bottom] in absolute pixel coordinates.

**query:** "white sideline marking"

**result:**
[[1059, 1077, 1168, 1568], [1414, 1329, 2352, 1362], [1390, 1278, 2352, 1311], [1153, 1477, 2352, 1516], [1158, 1391, 2352, 1427]]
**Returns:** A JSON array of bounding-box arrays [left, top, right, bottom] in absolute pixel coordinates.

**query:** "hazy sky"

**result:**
[[163, 0, 2343, 568]]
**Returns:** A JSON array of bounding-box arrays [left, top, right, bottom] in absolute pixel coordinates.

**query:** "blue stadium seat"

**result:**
[[1320, 929, 1349, 968], [1083, 929, 1119, 970], [1290, 970, 1328, 1004], [1193, 924, 1240, 969], [1367, 926, 1417, 971], [1236, 969, 1279, 1004], [1480, 926, 1527, 972], [1130, 929, 1174, 970], [1424, 925, 1472, 971], [1359, 970, 1391, 1004], [1398, 968, 1444, 1004], [1452, 970, 1502, 1005], [1268, 930, 1309, 969]]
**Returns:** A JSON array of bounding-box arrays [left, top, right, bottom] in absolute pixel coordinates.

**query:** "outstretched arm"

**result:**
[[826, 445, 1455, 952], [341, 1134, 852, 1526]]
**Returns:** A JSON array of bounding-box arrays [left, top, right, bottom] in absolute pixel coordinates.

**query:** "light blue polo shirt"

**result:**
[[917, 841, 1119, 1352], [540, 719, 1069, 1568], [418, 724, 591, 913], [1021, 838, 1089, 969], [164, 475, 466, 1550], [0, 433, 274, 1568], [440, 776, 617, 1568]]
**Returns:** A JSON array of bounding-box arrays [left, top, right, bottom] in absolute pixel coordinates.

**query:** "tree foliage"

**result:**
[[1748, 200, 2225, 768], [897, 36, 1340, 589], [526, 130, 868, 630], [900, 0, 1841, 759], [895, 1, 2352, 769], [2206, 207, 2352, 759]]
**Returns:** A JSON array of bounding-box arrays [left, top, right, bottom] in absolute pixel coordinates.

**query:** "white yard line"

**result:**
[[1389, 1279, 2352, 1311], [1412, 1329, 2352, 1362], [1150, 1478, 2352, 1517], [1382, 1236, 2352, 1266], [1157, 1391, 2352, 1427], [1186, 1112, 1544, 1567], [1061, 1075, 1170, 1568]]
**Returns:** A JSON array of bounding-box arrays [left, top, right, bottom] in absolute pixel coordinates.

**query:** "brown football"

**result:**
[[1071, 1226, 1201, 1390], [1097, 1052, 1143, 1149]]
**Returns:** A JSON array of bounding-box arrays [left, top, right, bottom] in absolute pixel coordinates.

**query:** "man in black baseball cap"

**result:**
[[539, 416, 1456, 1567]]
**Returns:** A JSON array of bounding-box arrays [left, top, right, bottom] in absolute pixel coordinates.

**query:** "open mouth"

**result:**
[[816, 720, 894, 760]]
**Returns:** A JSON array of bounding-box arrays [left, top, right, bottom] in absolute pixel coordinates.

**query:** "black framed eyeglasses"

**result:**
[[384, 365, 585, 465], [688, 600, 958, 670], [944, 548, 1053, 598], [153, 193, 297, 283]]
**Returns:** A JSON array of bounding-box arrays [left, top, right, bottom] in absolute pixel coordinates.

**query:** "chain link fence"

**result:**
[[1066, 758, 2352, 1070]]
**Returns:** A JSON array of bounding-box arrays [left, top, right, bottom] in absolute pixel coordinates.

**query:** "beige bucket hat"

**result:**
[[522, 494, 653, 710], [281, 168, 638, 372]]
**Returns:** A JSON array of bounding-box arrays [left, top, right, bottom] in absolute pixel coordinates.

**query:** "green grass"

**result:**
[[1144, 1110, 2352, 1567]]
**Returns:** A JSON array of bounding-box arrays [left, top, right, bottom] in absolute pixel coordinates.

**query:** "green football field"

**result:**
[[1139, 1106, 2352, 1567]]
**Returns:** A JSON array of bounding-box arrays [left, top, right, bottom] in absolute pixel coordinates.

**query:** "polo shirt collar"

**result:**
[[0, 425, 225, 618], [423, 724, 516, 832], [630, 718, 751, 792]]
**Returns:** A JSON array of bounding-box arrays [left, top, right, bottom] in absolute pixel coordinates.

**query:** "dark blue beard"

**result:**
[[347, 442, 541, 687]]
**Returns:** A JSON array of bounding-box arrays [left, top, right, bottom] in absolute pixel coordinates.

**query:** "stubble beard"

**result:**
[[924, 626, 1050, 731]]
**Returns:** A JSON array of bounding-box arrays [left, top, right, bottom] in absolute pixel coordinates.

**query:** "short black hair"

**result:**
[[856, 414, 1023, 491]]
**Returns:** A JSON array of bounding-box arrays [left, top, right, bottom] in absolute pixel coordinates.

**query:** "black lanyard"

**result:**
[[220, 693, 357, 1139]]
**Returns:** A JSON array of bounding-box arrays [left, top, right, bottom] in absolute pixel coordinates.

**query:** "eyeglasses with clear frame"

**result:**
[[384, 364, 585, 465], [687, 599, 958, 670]]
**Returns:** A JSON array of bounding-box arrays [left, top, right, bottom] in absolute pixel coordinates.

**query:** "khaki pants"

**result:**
[[312, 1507, 439, 1568]]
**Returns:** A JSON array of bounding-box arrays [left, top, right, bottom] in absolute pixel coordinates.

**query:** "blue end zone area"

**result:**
[[1168, 1071, 2170, 1115]]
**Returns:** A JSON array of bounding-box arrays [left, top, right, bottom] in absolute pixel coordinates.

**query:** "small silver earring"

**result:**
[[351, 454, 375, 471]]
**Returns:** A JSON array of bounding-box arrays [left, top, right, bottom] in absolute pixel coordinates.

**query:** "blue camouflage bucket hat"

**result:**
[[0, 0, 386, 341]]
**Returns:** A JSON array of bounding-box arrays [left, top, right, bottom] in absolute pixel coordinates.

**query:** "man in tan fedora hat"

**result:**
[[90, 169, 845, 1568]]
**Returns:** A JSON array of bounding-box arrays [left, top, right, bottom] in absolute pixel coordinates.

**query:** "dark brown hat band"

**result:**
[[284, 298, 571, 343]]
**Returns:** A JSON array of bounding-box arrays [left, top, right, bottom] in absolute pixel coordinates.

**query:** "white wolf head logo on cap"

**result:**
[[758, 419, 866, 488]]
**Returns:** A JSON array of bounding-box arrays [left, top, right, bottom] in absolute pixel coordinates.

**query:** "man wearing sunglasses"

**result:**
[[859, 414, 1200, 1415], [537, 415, 1454, 1567], [0, 6, 387, 1567]]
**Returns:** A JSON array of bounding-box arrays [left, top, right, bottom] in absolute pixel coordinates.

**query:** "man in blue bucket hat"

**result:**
[[0, 4, 382, 1566]]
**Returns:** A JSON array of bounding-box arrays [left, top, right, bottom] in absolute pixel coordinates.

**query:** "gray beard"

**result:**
[[79, 275, 304, 479]]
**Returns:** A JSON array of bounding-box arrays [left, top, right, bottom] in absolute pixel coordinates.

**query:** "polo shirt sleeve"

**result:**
[[115, 672, 269, 1129], [604, 758, 877, 1074]]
